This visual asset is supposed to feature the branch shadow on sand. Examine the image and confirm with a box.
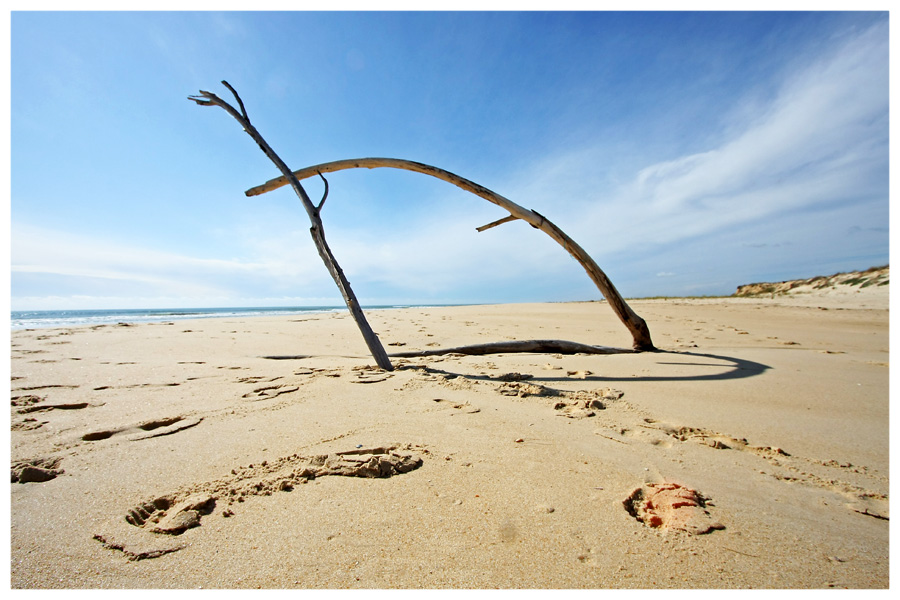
[262,346,770,384]
[398,349,771,384]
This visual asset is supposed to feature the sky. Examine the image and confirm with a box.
[7,9,891,310]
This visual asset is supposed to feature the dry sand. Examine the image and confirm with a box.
[9,289,889,588]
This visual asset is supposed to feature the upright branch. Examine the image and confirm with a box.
[189,82,394,371]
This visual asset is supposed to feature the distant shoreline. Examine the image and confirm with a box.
[9,304,472,330]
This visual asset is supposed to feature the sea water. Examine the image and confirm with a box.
[8,305,431,330]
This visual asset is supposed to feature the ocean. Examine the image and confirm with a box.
[9,305,433,330]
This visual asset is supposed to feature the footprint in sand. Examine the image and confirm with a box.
[93,497,214,561]
[623,481,725,535]
[237,375,283,384]
[11,456,64,483]
[495,381,624,419]
[145,447,422,526]
[351,372,394,384]
[496,372,534,382]
[12,418,48,431]
[125,494,217,534]
[11,394,44,408]
[845,494,889,520]
[11,394,95,430]
[241,385,300,400]
[566,370,593,379]
[82,416,202,442]
[16,401,93,414]
[96,444,425,561]
[12,384,79,392]
[640,418,788,455]
[633,420,888,519]
[431,398,481,414]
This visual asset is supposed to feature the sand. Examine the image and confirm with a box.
[9,291,889,588]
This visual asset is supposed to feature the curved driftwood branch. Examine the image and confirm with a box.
[246,158,655,351]
[189,84,394,371]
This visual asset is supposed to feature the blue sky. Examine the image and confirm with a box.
[8,10,890,310]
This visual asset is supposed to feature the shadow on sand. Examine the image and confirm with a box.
[397,348,771,384]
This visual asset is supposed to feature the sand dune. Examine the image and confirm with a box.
[734,265,888,308]
[10,286,889,588]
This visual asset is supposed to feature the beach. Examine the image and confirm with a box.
[9,291,889,588]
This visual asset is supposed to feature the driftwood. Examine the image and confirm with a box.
[191,82,654,369]
[389,340,633,358]
[245,158,655,352]
[189,82,394,371]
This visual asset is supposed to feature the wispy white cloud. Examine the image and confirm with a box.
[10,203,568,309]
[502,20,887,291]
[10,223,303,304]
[621,21,885,237]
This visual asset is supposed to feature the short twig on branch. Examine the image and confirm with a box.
[476,214,519,232]
[316,171,329,212]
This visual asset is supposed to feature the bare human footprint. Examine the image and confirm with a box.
[93,494,215,561]
[103,444,424,549]
[624,481,725,534]
[81,416,202,442]
[11,456,64,483]
[125,494,216,534]
[241,385,299,400]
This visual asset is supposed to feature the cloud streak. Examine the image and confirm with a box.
[10,224,292,305]
[621,21,886,239]
[495,20,888,297]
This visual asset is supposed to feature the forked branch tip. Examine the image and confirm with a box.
[221,80,249,122]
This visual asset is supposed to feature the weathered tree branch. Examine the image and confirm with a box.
[189,83,394,371]
[245,158,655,351]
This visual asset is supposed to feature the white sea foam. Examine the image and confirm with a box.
[9,304,457,330]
